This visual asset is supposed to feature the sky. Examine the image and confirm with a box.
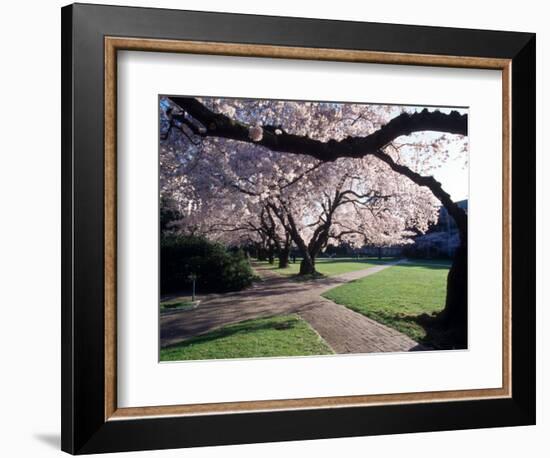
[410,129,469,203]
[432,154,469,202]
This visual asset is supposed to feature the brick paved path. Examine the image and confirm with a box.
[160,260,423,353]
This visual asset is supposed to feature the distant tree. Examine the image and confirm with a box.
[160,196,183,234]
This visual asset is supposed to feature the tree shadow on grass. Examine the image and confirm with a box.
[362,309,466,351]
[288,272,327,282]
[415,312,468,350]
[162,316,299,350]
[399,312,467,350]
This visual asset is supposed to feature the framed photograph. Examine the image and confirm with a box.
[61,3,536,454]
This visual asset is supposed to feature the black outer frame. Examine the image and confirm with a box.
[61,3,536,454]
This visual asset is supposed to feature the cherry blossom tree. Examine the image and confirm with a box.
[161,100,440,275]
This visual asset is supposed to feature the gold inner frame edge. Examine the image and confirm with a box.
[104,36,512,421]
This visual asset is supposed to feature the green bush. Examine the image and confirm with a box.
[161,235,255,294]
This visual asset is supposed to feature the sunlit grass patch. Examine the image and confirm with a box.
[322,263,449,343]
[160,314,333,361]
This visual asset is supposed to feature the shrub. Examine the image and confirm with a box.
[161,235,255,294]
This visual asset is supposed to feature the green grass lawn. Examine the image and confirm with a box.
[257,257,396,277]
[160,314,334,361]
[322,261,450,343]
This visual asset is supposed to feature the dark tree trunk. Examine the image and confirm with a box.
[279,210,318,275]
[439,207,468,346]
[257,247,267,261]
[437,242,468,347]
[278,247,290,269]
[377,246,382,260]
[299,253,316,275]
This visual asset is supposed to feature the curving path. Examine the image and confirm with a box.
[160,260,424,353]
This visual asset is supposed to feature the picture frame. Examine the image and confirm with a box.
[61,3,536,454]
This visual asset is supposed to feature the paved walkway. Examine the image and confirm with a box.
[160,260,423,353]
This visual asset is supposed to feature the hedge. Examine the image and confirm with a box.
[161,235,255,295]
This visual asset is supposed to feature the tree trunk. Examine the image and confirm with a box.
[437,242,468,347]
[377,246,382,260]
[299,253,316,275]
[278,247,290,269]
[257,248,267,261]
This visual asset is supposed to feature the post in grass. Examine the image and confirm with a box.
[188,273,197,302]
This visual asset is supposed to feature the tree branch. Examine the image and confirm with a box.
[168,96,467,162]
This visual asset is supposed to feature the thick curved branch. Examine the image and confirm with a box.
[168,96,467,161]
